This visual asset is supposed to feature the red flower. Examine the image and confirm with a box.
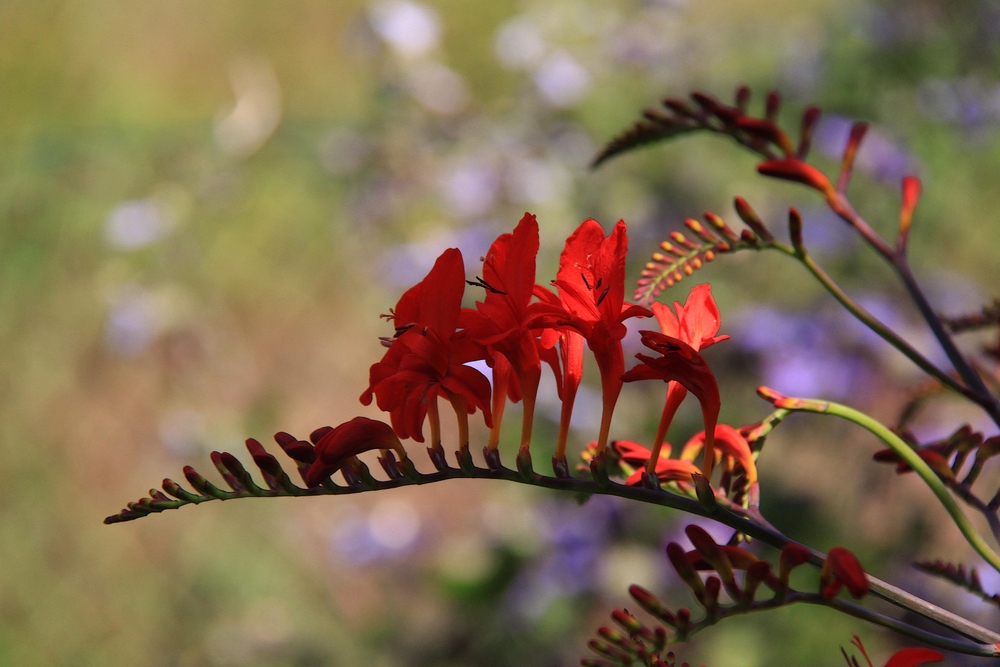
[535,287,586,463]
[613,440,702,486]
[304,417,406,486]
[361,248,492,446]
[643,284,728,476]
[461,213,549,451]
[537,219,652,454]
[821,547,869,599]
[622,331,721,478]
[677,423,757,486]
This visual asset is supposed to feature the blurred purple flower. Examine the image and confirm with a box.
[505,496,620,617]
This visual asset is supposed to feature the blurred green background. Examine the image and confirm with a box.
[3,0,1000,665]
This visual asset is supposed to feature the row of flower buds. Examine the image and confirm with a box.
[581,525,868,666]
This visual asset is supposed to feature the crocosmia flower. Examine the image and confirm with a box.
[535,219,652,455]
[642,284,729,476]
[361,248,492,447]
[461,213,548,451]
[622,331,721,478]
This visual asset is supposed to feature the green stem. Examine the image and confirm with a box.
[766,242,978,403]
[769,394,1000,572]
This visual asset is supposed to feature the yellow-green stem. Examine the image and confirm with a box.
[776,395,1000,572]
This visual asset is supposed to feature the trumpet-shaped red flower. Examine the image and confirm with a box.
[361,248,492,445]
[304,417,406,486]
[644,284,729,475]
[537,219,652,454]
[622,331,721,477]
[461,213,548,451]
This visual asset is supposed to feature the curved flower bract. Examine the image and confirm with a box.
[304,417,406,486]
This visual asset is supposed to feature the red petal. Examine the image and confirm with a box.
[492,213,540,310]
[757,159,835,198]
[827,547,869,598]
[308,417,402,484]
[883,648,944,667]
[556,219,607,304]
[651,301,680,338]
[614,439,654,464]
[677,283,723,351]
[712,423,757,485]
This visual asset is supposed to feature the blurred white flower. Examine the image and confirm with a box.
[104,199,168,250]
[369,0,441,58]
[214,56,283,159]
[494,15,546,70]
[533,51,590,107]
[407,61,470,115]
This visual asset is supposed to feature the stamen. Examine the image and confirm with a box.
[595,284,611,306]
[394,324,413,337]
[581,273,592,290]
[466,277,508,295]
[378,336,394,348]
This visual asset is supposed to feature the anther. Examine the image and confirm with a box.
[595,284,611,306]
[581,273,592,290]
[466,277,507,295]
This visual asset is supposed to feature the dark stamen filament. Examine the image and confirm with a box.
[466,277,507,295]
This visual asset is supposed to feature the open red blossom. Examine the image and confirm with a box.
[304,417,406,486]
[613,440,702,486]
[534,219,651,454]
[821,547,869,599]
[622,331,722,477]
[644,284,729,476]
[361,248,492,444]
[461,213,551,451]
